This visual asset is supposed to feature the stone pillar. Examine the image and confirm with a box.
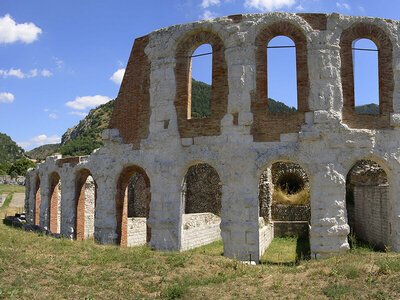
[24,169,34,223]
[309,163,350,258]
[220,166,260,262]
[388,169,400,252]
[60,175,75,239]
[39,174,50,230]
[94,172,118,245]
[147,170,182,251]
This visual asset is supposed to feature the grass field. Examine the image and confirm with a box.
[0,193,24,219]
[0,223,399,299]
[0,184,25,194]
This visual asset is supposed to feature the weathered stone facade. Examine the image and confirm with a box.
[25,12,400,263]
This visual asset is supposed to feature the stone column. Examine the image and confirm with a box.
[93,170,118,245]
[220,163,260,262]
[147,167,182,251]
[60,173,75,239]
[309,163,350,258]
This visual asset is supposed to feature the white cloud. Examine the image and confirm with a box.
[53,56,64,69]
[201,0,220,8]
[0,92,14,103]
[358,5,365,13]
[201,10,218,19]
[18,134,61,150]
[0,68,25,78]
[336,2,351,10]
[295,4,304,11]
[65,95,111,110]
[49,113,57,119]
[244,0,296,10]
[69,111,88,118]
[110,68,125,84]
[0,68,52,78]
[0,14,42,44]
[43,108,49,112]
[41,69,53,77]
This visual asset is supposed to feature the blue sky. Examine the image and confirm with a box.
[0,0,398,150]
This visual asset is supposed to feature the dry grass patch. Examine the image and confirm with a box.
[273,187,310,205]
[0,225,400,299]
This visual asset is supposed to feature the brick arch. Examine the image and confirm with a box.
[252,21,310,142]
[175,30,228,138]
[48,172,61,233]
[116,165,151,246]
[75,168,97,241]
[34,174,41,226]
[340,22,394,129]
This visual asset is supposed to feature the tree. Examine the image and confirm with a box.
[8,158,36,178]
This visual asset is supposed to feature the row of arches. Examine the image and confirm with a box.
[31,158,391,252]
[177,21,393,141]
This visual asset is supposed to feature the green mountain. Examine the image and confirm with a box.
[0,133,25,165]
[190,79,296,118]
[191,79,212,118]
[58,99,115,157]
[26,144,61,161]
[268,98,297,113]
[355,103,379,114]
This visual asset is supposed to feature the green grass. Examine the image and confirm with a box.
[0,184,25,194]
[260,237,310,264]
[0,193,13,209]
[0,225,399,299]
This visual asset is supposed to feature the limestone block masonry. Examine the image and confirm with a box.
[25,12,400,263]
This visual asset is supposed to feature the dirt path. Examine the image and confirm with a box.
[9,193,25,208]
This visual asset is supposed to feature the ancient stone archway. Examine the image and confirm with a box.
[181,163,222,251]
[116,165,151,247]
[75,169,97,240]
[346,160,389,249]
[48,172,61,233]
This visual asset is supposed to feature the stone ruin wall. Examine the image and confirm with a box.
[24,12,400,263]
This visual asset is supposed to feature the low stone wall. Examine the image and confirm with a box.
[181,213,221,251]
[127,217,147,247]
[273,221,309,238]
[272,204,310,221]
[259,218,274,257]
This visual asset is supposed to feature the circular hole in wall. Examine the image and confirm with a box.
[276,172,304,194]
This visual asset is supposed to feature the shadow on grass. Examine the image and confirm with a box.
[260,236,311,265]
[296,236,311,261]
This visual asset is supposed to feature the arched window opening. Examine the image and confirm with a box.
[346,160,389,250]
[353,39,379,114]
[116,165,151,247]
[181,163,222,251]
[75,169,97,241]
[259,162,310,262]
[267,36,297,113]
[34,175,41,226]
[189,44,212,119]
[48,172,61,233]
